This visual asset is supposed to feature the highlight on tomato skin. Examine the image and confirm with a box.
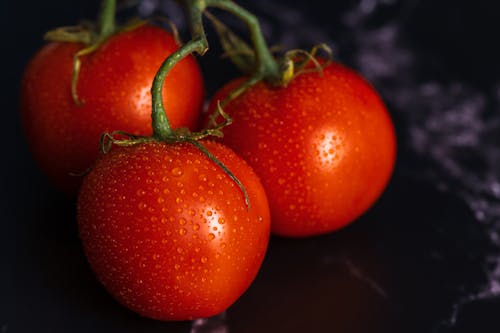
[20,24,205,195]
[207,61,397,237]
[77,141,271,320]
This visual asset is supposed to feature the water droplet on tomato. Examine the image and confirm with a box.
[208,233,215,241]
[179,218,186,225]
[179,228,187,236]
[171,167,183,177]
[201,256,208,263]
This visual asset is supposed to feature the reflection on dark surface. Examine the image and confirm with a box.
[191,312,227,333]
[6,0,500,332]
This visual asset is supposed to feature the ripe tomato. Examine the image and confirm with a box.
[20,24,204,194]
[207,61,396,237]
[77,141,270,320]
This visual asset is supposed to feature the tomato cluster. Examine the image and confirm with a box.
[21,0,395,323]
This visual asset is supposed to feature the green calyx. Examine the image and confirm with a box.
[44,0,145,106]
[204,5,333,108]
[100,104,251,209]
[278,43,334,85]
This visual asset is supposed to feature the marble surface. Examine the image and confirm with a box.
[5,0,500,332]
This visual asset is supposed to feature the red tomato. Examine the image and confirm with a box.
[20,24,204,194]
[207,62,396,237]
[77,141,270,320]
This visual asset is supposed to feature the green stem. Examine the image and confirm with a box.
[185,0,209,45]
[206,0,280,82]
[98,0,116,39]
[151,4,208,139]
[152,0,280,138]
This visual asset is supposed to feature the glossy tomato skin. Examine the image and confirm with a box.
[21,25,204,194]
[77,141,270,320]
[207,62,396,237]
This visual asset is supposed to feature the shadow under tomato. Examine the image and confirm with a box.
[225,199,400,333]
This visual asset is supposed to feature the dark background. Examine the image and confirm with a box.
[4,0,500,332]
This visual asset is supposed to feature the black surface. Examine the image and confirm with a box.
[5,0,500,332]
